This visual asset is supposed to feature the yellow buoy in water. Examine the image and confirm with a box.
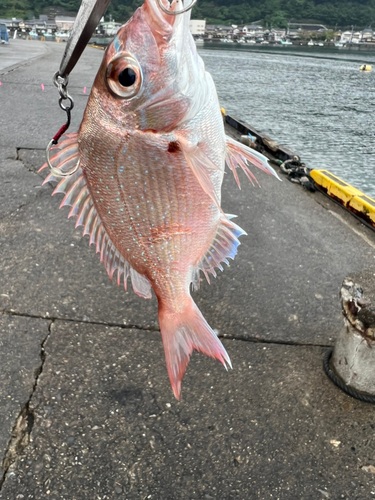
[360,64,372,71]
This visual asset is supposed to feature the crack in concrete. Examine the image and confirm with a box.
[15,148,44,176]
[1,309,159,334]
[0,148,47,222]
[0,310,329,348]
[16,147,45,152]
[0,320,53,491]
[220,333,331,348]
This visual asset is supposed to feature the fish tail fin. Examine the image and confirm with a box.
[158,296,231,400]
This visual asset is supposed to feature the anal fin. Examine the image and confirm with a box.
[194,214,246,289]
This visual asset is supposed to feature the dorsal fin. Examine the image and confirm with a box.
[40,133,152,300]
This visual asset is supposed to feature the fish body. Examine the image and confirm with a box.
[43,0,278,398]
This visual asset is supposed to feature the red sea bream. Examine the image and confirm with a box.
[41,0,279,399]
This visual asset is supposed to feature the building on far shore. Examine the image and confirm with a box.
[96,21,122,36]
[189,19,206,36]
[55,16,76,31]
[0,18,23,29]
[268,28,286,41]
[205,24,232,37]
[288,22,328,35]
[362,28,374,42]
[24,15,56,31]
[241,24,264,38]
[340,28,375,44]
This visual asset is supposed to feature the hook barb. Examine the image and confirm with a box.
[157,0,198,16]
[46,139,80,178]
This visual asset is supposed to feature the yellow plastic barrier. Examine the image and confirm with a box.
[349,195,375,224]
[310,169,375,226]
[310,170,362,205]
[88,44,105,50]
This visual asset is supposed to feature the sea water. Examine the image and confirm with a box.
[199,45,375,197]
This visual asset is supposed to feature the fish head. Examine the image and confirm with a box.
[87,0,207,133]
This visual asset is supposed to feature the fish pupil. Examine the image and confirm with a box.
[118,68,136,87]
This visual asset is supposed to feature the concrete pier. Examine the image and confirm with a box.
[1,39,375,499]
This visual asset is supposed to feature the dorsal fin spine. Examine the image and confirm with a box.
[96,224,104,253]
[75,196,92,228]
[52,170,80,195]
[68,187,89,218]
[87,212,98,242]
[59,176,85,208]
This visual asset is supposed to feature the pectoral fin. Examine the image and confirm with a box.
[178,138,223,212]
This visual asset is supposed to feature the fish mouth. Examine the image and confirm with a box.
[144,0,193,40]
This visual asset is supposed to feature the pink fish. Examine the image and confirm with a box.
[41,0,279,399]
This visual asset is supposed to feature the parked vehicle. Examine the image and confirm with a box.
[0,23,9,44]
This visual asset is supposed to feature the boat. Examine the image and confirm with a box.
[334,42,343,47]
[360,64,372,72]
[55,31,71,42]
[307,40,314,46]
[246,39,256,44]
[260,40,269,45]
[280,39,293,45]
[42,31,55,41]
[28,30,38,40]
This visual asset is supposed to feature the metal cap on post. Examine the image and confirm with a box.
[59,0,111,81]
[324,277,375,404]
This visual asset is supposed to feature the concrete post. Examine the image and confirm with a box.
[331,278,375,396]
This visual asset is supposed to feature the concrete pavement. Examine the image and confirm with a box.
[1,39,375,499]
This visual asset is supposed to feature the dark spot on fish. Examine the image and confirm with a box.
[168,141,180,153]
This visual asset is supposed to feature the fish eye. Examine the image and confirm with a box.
[118,68,136,87]
[105,53,142,99]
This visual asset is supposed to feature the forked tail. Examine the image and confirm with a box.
[158,296,231,399]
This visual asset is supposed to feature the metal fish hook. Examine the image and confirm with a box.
[46,139,80,177]
[45,100,79,177]
[157,0,198,16]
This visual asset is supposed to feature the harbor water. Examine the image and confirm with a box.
[198,44,375,197]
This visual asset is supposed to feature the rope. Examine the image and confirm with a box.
[323,348,375,404]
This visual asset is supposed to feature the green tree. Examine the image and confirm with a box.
[2,0,375,30]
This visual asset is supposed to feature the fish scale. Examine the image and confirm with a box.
[80,125,217,294]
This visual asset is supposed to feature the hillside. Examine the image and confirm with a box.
[1,0,375,28]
